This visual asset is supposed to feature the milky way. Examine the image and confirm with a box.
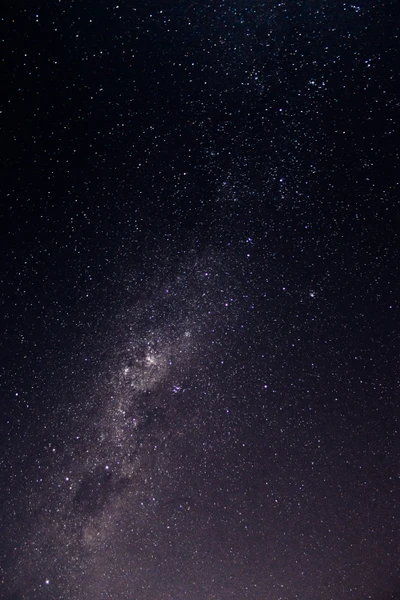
[4,251,249,598]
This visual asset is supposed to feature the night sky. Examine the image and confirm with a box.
[1,1,399,599]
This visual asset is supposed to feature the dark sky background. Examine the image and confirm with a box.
[1,1,399,599]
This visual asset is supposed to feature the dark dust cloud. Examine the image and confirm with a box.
[1,1,399,600]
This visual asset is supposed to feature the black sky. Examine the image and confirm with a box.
[1,1,399,600]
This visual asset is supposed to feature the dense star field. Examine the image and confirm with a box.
[1,1,399,599]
